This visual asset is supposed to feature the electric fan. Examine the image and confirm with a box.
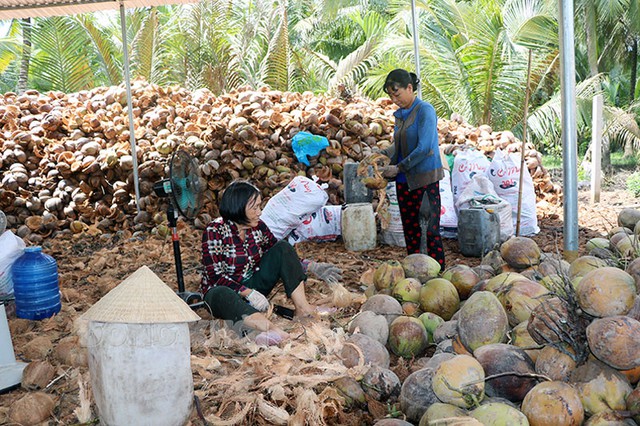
[153,149,205,309]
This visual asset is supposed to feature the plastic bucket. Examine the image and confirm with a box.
[458,207,501,257]
[342,203,377,251]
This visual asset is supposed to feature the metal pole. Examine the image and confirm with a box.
[120,1,141,213]
[516,49,533,236]
[559,0,579,259]
[410,0,421,99]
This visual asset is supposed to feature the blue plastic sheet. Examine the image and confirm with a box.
[291,131,329,166]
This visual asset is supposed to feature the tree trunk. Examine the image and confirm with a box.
[18,18,32,94]
[585,3,598,77]
[631,37,638,102]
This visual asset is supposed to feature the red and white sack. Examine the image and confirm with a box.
[288,205,342,244]
[0,230,26,298]
[439,169,457,229]
[452,149,491,206]
[486,149,539,235]
[261,176,329,240]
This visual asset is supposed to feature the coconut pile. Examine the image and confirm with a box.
[0,80,561,244]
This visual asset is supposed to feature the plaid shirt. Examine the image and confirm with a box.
[200,218,277,295]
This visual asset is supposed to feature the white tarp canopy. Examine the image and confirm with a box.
[0,0,196,211]
[0,0,194,19]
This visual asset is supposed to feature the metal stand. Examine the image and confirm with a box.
[0,303,26,393]
[167,205,204,309]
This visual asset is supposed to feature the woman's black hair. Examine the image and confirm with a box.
[219,180,260,225]
[383,69,420,94]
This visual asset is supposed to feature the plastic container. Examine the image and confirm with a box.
[342,203,377,251]
[11,246,61,320]
[343,162,373,204]
[458,207,501,257]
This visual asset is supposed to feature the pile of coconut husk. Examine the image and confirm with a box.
[0,80,560,244]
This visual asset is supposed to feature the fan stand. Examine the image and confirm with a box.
[0,303,26,393]
[167,205,205,310]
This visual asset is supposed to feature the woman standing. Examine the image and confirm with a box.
[201,180,341,344]
[380,69,446,270]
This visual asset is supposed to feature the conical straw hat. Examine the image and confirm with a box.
[80,265,200,323]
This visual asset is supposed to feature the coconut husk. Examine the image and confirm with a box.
[21,360,56,390]
[8,392,56,425]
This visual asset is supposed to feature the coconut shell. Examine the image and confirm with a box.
[419,278,460,320]
[432,354,485,409]
[400,367,440,423]
[388,316,429,358]
[535,344,577,382]
[576,267,636,317]
[419,403,469,426]
[618,208,640,230]
[341,333,390,369]
[333,376,366,408]
[470,402,529,425]
[587,316,640,370]
[570,359,632,416]
[362,365,401,401]
[500,237,541,269]
[521,381,584,426]
[361,294,403,326]
[473,343,537,402]
[402,253,441,283]
[457,291,508,352]
[8,392,56,425]
[347,311,389,345]
[21,360,56,390]
[442,265,480,300]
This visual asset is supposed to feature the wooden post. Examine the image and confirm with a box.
[591,94,603,204]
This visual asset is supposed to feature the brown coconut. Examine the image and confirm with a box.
[341,333,390,368]
[502,279,550,327]
[373,260,406,291]
[54,335,88,367]
[537,257,571,277]
[8,392,56,425]
[576,267,636,317]
[457,291,508,352]
[442,265,480,299]
[21,335,53,360]
[527,297,588,347]
[535,344,577,382]
[618,208,640,230]
[402,253,441,283]
[418,278,460,320]
[626,387,640,424]
[361,294,403,326]
[362,365,401,401]
[570,359,632,416]
[21,360,56,390]
[473,264,495,281]
[419,403,468,426]
[484,272,526,294]
[625,257,640,292]
[348,311,389,345]
[500,236,541,269]
[481,249,506,273]
[587,316,640,370]
[387,316,429,359]
[473,343,537,402]
[470,402,529,425]
[432,354,485,409]
[569,255,608,280]
[400,367,440,423]
[334,376,366,408]
[392,277,422,304]
[433,320,458,344]
[521,381,584,426]
[583,411,636,425]
[511,320,542,362]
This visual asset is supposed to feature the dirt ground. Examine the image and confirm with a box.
[1,171,638,425]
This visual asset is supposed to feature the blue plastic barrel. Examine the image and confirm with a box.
[11,246,61,320]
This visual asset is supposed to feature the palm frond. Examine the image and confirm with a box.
[31,16,94,92]
[75,14,121,85]
[264,5,289,91]
[130,8,158,82]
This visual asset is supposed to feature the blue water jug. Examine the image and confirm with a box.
[11,246,61,320]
